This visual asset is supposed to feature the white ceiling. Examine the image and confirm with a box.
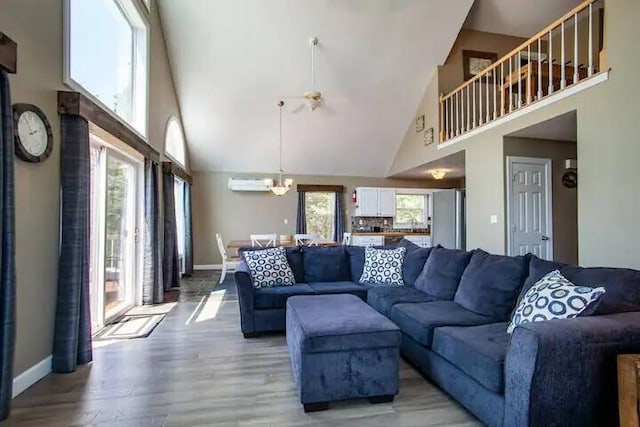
[463,0,584,37]
[158,0,473,176]
[392,151,466,179]
[507,111,577,142]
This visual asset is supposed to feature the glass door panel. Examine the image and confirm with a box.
[174,178,185,276]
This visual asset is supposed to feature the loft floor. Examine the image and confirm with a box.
[5,273,480,427]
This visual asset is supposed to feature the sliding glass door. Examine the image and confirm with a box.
[174,177,186,275]
[90,136,141,331]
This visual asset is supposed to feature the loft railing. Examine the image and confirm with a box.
[439,0,603,143]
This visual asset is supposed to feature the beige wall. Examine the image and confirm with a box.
[0,0,184,376]
[389,0,640,269]
[193,171,462,265]
[504,137,578,264]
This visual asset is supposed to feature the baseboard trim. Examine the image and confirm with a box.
[12,355,52,398]
[194,264,222,270]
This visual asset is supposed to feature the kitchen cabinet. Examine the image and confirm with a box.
[351,235,385,247]
[354,187,396,217]
[403,235,432,248]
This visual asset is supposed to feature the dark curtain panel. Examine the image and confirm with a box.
[333,192,345,243]
[296,191,307,234]
[183,182,193,277]
[0,70,16,421]
[142,160,162,304]
[162,170,179,289]
[53,115,92,373]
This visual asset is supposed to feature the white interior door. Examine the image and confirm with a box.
[507,157,553,260]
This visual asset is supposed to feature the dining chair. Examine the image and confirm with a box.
[342,232,352,245]
[294,234,320,246]
[250,234,277,247]
[216,233,239,284]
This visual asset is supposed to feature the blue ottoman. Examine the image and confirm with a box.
[286,294,401,412]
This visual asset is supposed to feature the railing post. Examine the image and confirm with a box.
[527,44,532,104]
[479,79,484,125]
[548,30,554,94]
[493,69,497,119]
[574,12,579,84]
[466,86,470,131]
[561,21,566,89]
[456,91,461,136]
[449,95,453,140]
[500,62,505,116]
[472,81,476,128]
[485,73,490,123]
[439,94,445,142]
[509,57,513,112]
[588,2,594,76]
[537,38,543,99]
[517,51,522,108]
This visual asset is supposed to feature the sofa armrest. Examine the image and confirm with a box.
[234,261,255,333]
[505,312,640,427]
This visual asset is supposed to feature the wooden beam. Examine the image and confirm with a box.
[297,184,344,193]
[162,161,192,184]
[58,91,160,162]
[0,31,17,74]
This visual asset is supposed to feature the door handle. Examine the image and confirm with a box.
[541,236,550,241]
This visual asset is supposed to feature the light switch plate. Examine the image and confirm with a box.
[490,215,498,224]
[283,218,288,225]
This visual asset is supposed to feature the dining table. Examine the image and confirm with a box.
[226,239,339,256]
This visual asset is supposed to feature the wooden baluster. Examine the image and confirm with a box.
[588,3,593,76]
[456,91,461,136]
[561,21,566,89]
[537,38,543,99]
[472,81,476,128]
[517,51,522,108]
[574,12,579,83]
[527,44,532,104]
[485,73,490,123]
[461,87,466,132]
[548,30,554,94]
[449,96,453,139]
[439,94,445,142]
[500,62,505,116]
[479,78,484,125]
[493,68,497,119]
[509,57,513,112]
[466,86,470,131]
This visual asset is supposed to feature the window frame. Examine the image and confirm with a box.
[304,191,336,240]
[63,0,150,138]
[164,117,187,168]
[393,189,432,229]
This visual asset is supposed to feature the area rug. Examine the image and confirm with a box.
[93,313,166,341]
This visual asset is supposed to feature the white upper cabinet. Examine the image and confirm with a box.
[354,187,396,217]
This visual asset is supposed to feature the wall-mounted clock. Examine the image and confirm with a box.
[13,103,53,163]
[562,170,578,188]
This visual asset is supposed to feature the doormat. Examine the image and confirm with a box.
[93,313,165,341]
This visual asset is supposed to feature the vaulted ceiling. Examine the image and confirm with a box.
[158,0,473,176]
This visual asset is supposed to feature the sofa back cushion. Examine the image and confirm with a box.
[559,266,640,315]
[302,245,350,282]
[239,246,304,283]
[414,247,474,299]
[396,239,435,286]
[513,255,567,313]
[454,250,530,321]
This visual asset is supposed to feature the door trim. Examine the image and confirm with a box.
[505,156,553,259]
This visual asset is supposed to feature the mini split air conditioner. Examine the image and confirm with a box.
[228,178,272,192]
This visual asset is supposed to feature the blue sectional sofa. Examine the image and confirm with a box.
[234,241,640,426]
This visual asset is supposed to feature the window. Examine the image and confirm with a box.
[165,118,186,167]
[174,177,186,274]
[305,192,336,239]
[66,0,148,136]
[395,193,430,228]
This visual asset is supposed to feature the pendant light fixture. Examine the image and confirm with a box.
[268,101,293,196]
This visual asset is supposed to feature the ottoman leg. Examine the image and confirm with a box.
[369,395,395,404]
[303,402,329,413]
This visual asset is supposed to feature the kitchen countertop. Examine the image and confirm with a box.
[351,232,430,236]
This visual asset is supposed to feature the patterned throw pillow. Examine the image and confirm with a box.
[243,247,295,288]
[359,247,407,286]
[507,270,605,334]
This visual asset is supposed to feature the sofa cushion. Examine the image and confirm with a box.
[346,245,388,282]
[454,250,531,321]
[367,286,435,317]
[242,247,296,288]
[360,247,407,285]
[389,301,492,347]
[308,281,367,299]
[432,322,511,393]
[414,248,474,300]
[512,256,567,316]
[302,246,350,283]
[559,266,640,315]
[239,246,305,283]
[254,283,315,309]
[507,270,606,333]
[396,239,435,286]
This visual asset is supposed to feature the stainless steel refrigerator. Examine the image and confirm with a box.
[431,189,466,250]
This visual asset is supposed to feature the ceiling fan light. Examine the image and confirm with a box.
[430,170,447,180]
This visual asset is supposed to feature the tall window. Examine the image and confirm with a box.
[395,193,430,228]
[66,0,148,136]
[165,118,186,167]
[305,192,336,239]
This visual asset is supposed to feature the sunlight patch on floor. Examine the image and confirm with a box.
[195,292,225,323]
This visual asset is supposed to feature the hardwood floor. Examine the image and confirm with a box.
[4,273,481,426]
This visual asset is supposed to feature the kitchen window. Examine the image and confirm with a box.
[305,192,336,239]
[65,0,149,136]
[395,193,430,229]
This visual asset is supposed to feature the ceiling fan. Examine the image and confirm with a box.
[285,36,325,113]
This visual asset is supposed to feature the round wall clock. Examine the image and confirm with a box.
[562,170,578,188]
[13,103,53,163]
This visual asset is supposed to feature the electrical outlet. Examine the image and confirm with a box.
[490,215,498,224]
